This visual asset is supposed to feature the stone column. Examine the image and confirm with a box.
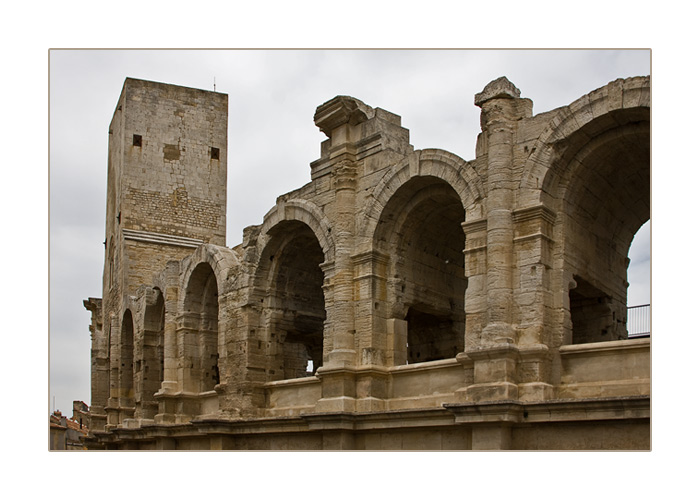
[105,313,120,429]
[176,312,201,394]
[512,206,556,401]
[463,218,488,350]
[310,94,412,413]
[162,267,180,386]
[84,298,108,431]
[311,97,370,413]
[314,159,359,413]
[465,77,533,403]
[326,158,358,368]
[155,262,182,423]
[475,77,530,346]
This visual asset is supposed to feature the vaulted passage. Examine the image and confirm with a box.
[119,310,134,400]
[182,263,219,392]
[560,109,650,344]
[569,276,614,344]
[376,176,467,363]
[137,288,164,419]
[260,221,326,379]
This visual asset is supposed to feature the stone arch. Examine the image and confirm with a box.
[136,286,164,419]
[518,76,650,209]
[563,122,649,344]
[372,171,470,364]
[179,244,241,304]
[518,77,650,346]
[257,199,335,264]
[176,244,240,394]
[253,217,328,380]
[118,309,135,401]
[180,261,221,393]
[358,149,483,249]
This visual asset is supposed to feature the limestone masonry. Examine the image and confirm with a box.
[83,76,650,450]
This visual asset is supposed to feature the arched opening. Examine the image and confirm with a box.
[182,263,220,393]
[376,176,467,363]
[138,288,165,418]
[626,220,651,337]
[119,310,134,400]
[259,220,326,380]
[559,109,650,344]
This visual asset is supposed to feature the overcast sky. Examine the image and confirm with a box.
[48,49,651,418]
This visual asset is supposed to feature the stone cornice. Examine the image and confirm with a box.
[122,228,204,249]
[445,395,650,424]
[475,76,521,107]
[512,205,557,225]
[559,337,650,356]
[462,219,487,233]
[351,250,390,266]
[314,96,375,138]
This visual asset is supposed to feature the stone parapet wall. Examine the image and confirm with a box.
[557,338,650,399]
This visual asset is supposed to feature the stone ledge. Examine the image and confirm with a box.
[302,407,457,432]
[445,395,650,424]
[85,396,650,449]
[560,337,650,356]
[122,228,204,249]
[389,357,461,374]
[264,376,320,388]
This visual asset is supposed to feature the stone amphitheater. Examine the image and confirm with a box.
[83,74,650,450]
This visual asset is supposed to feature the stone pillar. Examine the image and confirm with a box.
[310,94,412,413]
[105,313,120,429]
[512,206,555,345]
[156,312,202,422]
[511,206,556,401]
[386,317,407,366]
[327,158,358,368]
[463,218,487,351]
[352,250,391,366]
[155,263,183,423]
[465,77,534,403]
[84,298,108,431]
[228,303,266,419]
[312,96,370,413]
[475,77,531,346]
[176,313,201,394]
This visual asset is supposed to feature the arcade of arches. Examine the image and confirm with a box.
[84,75,650,450]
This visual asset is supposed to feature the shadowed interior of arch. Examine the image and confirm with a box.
[138,288,164,419]
[261,221,326,379]
[376,176,467,363]
[562,110,650,344]
[118,310,134,400]
[182,263,220,392]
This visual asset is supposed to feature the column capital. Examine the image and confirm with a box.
[314,95,375,138]
[475,76,521,107]
[475,76,533,127]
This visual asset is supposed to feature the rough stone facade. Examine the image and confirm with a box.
[83,75,650,450]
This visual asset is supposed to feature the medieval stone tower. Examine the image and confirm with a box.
[84,75,650,450]
[86,79,227,430]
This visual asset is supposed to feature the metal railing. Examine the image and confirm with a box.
[627,304,650,338]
